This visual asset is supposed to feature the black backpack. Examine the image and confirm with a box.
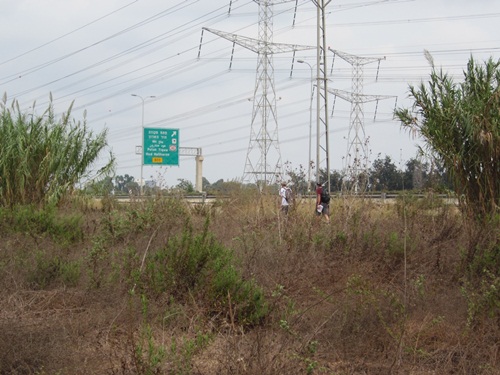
[285,187,293,203]
[320,187,330,204]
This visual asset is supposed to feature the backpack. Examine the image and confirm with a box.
[285,187,293,203]
[320,187,330,204]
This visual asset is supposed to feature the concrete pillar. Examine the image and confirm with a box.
[195,155,204,192]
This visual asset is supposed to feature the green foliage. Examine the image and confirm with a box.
[0,204,83,244]
[413,274,426,299]
[164,332,212,375]
[370,155,403,191]
[282,161,309,195]
[86,236,112,289]
[132,323,166,374]
[386,231,404,257]
[204,178,253,197]
[138,220,268,326]
[0,96,115,207]
[343,274,407,349]
[395,56,500,220]
[464,218,500,275]
[461,269,500,328]
[83,176,114,196]
[113,174,137,195]
[27,252,81,289]
[85,198,192,289]
[59,259,81,286]
[175,178,194,193]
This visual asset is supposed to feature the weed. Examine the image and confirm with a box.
[461,269,500,328]
[3,193,500,374]
[333,230,348,251]
[133,323,166,374]
[59,259,81,287]
[27,252,81,288]
[413,274,426,298]
[135,218,268,327]
[387,231,404,257]
[27,253,62,289]
[0,204,83,245]
[165,332,212,374]
[86,237,110,289]
[272,284,285,298]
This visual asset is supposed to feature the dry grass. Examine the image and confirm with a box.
[0,193,499,374]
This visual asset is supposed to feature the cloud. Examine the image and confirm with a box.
[1,0,499,185]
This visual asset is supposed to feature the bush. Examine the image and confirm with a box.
[0,204,83,244]
[137,219,268,327]
[27,252,81,289]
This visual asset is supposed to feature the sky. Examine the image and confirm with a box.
[1,0,499,188]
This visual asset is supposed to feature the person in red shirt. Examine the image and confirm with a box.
[315,182,330,223]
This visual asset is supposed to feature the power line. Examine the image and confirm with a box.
[0,0,139,67]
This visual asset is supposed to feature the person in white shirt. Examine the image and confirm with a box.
[279,182,290,215]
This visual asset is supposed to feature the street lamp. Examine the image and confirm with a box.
[297,59,314,197]
[131,94,155,196]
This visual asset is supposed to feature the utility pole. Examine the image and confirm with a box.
[311,0,332,192]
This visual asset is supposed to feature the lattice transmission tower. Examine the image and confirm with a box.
[201,0,314,187]
[328,49,396,193]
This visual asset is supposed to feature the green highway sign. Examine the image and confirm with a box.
[143,128,179,166]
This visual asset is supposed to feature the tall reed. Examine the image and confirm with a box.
[0,95,114,207]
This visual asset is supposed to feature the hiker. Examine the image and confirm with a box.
[279,182,291,215]
[315,182,330,223]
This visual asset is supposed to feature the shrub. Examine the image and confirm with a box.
[27,252,81,289]
[138,219,268,327]
[0,204,83,245]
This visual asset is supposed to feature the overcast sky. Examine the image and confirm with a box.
[1,0,499,187]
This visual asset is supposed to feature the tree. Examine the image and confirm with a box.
[114,174,135,194]
[329,170,344,192]
[317,168,344,193]
[283,163,308,195]
[395,57,500,219]
[206,179,245,195]
[0,96,115,207]
[370,155,403,191]
[402,157,421,191]
[85,176,114,196]
[202,177,211,192]
[176,179,194,193]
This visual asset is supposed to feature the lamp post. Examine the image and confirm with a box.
[131,94,155,196]
[297,60,314,197]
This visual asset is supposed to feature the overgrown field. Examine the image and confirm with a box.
[1,192,499,374]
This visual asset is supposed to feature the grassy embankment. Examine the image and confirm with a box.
[0,191,499,374]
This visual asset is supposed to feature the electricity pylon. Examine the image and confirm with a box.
[202,0,314,187]
[328,49,396,193]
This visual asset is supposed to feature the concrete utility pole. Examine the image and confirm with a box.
[179,147,204,193]
[201,0,314,188]
[328,49,395,193]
